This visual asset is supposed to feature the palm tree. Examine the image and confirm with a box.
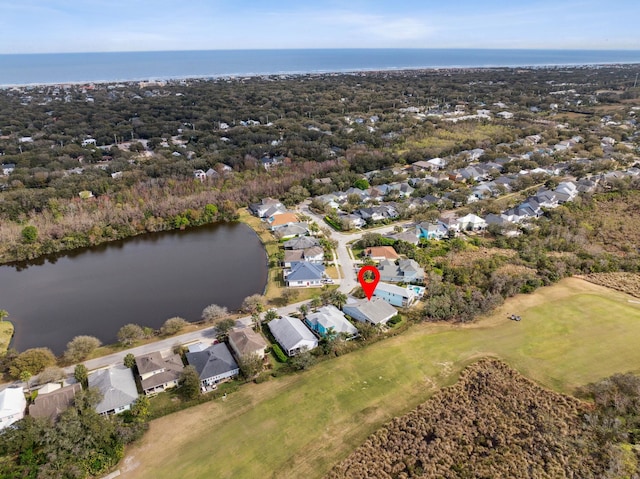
[298,304,309,318]
[330,291,348,310]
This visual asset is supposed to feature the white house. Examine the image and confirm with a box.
[343,297,397,325]
[284,262,325,287]
[457,213,487,231]
[268,315,318,356]
[0,388,26,430]
[88,366,138,416]
[373,282,418,308]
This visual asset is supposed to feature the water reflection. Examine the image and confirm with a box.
[0,222,268,354]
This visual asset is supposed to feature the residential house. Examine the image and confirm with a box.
[274,223,309,239]
[135,352,184,396]
[284,236,320,250]
[260,156,284,170]
[343,297,397,325]
[411,160,438,172]
[364,246,400,261]
[193,169,207,181]
[305,305,358,338]
[472,184,495,200]
[268,212,299,230]
[386,229,420,245]
[340,213,366,229]
[373,282,418,308]
[438,215,461,233]
[427,158,447,170]
[29,383,82,421]
[378,259,425,284]
[0,388,26,430]
[417,222,448,240]
[315,194,341,210]
[284,262,325,287]
[344,187,370,202]
[249,198,284,218]
[268,316,318,356]
[388,182,415,198]
[485,213,511,227]
[554,181,578,203]
[228,328,268,359]
[535,189,559,209]
[283,246,324,267]
[186,343,240,388]
[88,366,138,416]
[457,213,487,231]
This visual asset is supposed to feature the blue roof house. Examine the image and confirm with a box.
[284,262,325,287]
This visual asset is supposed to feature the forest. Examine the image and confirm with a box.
[1,64,639,263]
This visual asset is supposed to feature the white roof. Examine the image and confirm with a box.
[457,213,486,224]
[306,305,357,335]
[0,387,26,424]
[343,297,397,325]
[268,316,317,352]
[374,282,417,299]
[88,366,138,414]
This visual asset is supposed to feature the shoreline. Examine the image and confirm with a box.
[2,47,640,88]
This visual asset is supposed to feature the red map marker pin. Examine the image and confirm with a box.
[358,265,380,301]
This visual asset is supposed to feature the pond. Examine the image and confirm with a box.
[0,222,268,354]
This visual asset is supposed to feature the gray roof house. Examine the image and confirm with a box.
[378,259,425,284]
[268,315,318,356]
[248,198,284,217]
[88,366,138,416]
[284,262,325,287]
[186,343,240,387]
[284,236,320,250]
[135,352,184,396]
[305,305,358,337]
[343,297,397,325]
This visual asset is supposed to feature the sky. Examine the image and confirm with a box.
[0,0,639,54]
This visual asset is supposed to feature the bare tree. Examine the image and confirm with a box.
[201,304,229,323]
[241,294,265,314]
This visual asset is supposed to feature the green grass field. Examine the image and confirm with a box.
[0,321,14,354]
[123,278,640,479]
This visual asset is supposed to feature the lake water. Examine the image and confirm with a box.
[0,222,268,354]
[1,49,640,86]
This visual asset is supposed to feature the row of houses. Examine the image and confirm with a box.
[267,297,399,356]
[0,327,270,427]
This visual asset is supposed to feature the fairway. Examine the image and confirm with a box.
[122,278,640,479]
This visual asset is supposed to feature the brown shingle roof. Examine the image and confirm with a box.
[29,383,81,420]
[228,328,267,357]
[365,246,400,260]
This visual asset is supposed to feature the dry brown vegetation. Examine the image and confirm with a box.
[327,359,605,479]
[572,190,640,256]
[444,247,517,267]
[583,272,640,299]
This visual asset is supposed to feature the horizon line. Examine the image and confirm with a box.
[2,47,640,56]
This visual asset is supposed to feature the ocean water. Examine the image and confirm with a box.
[0,49,639,86]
